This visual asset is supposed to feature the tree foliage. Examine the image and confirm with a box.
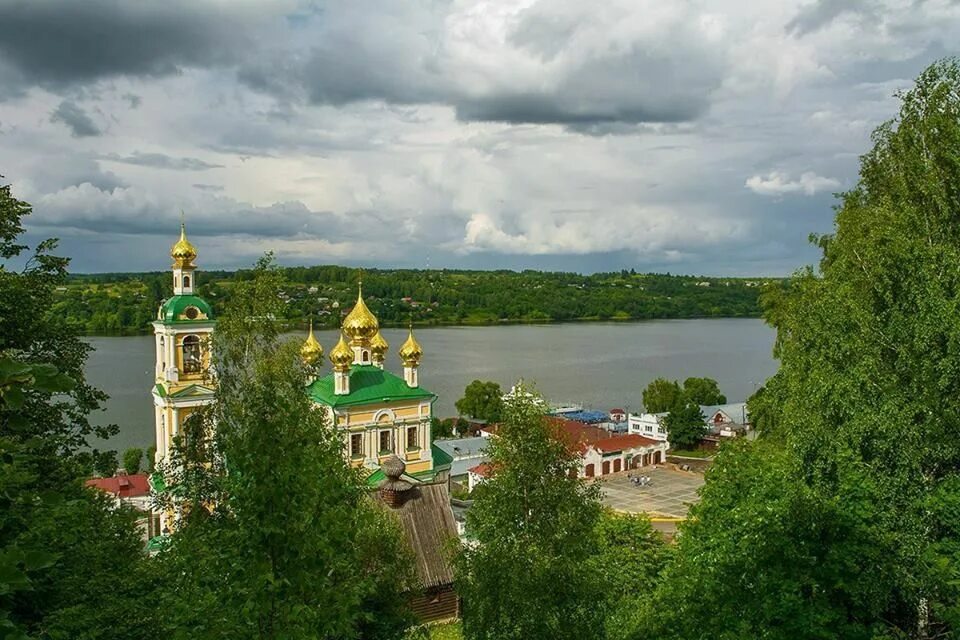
[680,377,726,406]
[641,377,683,413]
[590,511,672,640]
[662,403,706,450]
[455,383,605,640]
[455,380,503,422]
[152,256,416,640]
[53,266,769,335]
[122,447,143,474]
[0,179,150,639]
[643,376,726,413]
[639,59,960,640]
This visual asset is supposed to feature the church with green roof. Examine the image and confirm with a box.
[298,287,451,484]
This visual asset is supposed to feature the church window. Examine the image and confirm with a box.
[361,350,369,364]
[379,430,392,453]
[182,275,190,289]
[406,426,418,450]
[182,335,202,373]
[350,433,363,458]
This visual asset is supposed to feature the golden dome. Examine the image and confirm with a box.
[370,330,389,359]
[342,283,379,345]
[300,321,324,366]
[398,326,423,365]
[329,332,354,372]
[170,221,197,268]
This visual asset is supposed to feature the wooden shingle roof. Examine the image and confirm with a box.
[376,483,458,589]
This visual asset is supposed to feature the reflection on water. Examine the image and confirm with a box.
[85,318,778,452]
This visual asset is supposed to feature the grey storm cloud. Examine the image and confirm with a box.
[786,0,879,36]
[25,182,470,253]
[1,0,725,129]
[49,100,101,137]
[102,152,224,171]
[238,0,726,128]
[0,0,256,92]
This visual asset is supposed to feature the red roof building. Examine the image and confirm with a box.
[512,417,670,479]
[86,473,160,543]
[86,473,151,498]
[468,462,495,478]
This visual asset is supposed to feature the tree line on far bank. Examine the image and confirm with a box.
[54,266,768,335]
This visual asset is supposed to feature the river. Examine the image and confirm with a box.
[84,319,778,453]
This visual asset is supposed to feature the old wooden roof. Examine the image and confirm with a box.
[376,483,458,589]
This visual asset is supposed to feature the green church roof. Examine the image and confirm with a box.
[307,365,434,408]
[158,294,214,324]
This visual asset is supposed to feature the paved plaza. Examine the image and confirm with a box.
[599,467,705,518]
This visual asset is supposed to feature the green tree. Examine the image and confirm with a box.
[153,256,415,640]
[662,402,706,450]
[590,511,672,640]
[641,377,682,412]
[0,180,152,639]
[641,59,960,639]
[638,441,884,640]
[146,444,157,473]
[94,453,118,478]
[122,447,143,474]
[455,383,604,640]
[455,380,503,422]
[680,377,726,405]
[431,417,453,440]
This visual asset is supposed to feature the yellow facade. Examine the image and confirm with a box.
[335,398,433,474]
[304,285,440,480]
[152,224,217,530]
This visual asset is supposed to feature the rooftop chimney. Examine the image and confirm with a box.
[379,455,413,508]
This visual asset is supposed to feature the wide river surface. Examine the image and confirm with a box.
[85,319,778,453]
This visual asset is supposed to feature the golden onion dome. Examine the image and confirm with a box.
[170,221,197,268]
[342,283,379,344]
[329,332,354,371]
[398,326,423,365]
[300,321,324,366]
[370,330,389,359]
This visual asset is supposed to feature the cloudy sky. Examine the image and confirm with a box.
[1,0,957,275]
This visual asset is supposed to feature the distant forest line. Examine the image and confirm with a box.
[56,266,782,335]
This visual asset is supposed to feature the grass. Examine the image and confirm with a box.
[669,448,714,459]
[429,621,463,640]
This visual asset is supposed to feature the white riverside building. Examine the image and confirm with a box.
[628,402,751,443]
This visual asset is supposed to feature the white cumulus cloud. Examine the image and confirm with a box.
[745,171,840,197]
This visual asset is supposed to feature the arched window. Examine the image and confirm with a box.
[182,335,202,374]
[182,275,191,289]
